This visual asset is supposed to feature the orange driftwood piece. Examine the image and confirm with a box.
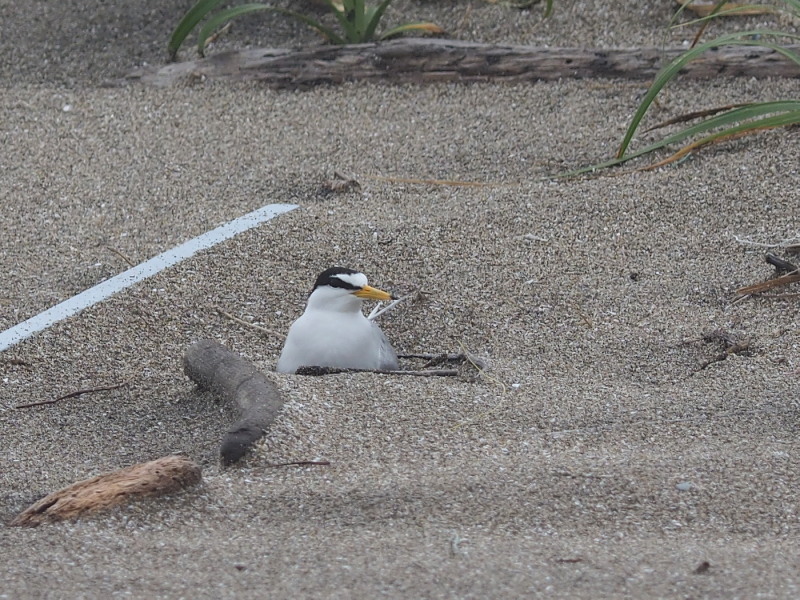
[11,455,202,527]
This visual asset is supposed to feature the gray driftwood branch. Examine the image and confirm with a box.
[184,339,284,465]
[129,38,800,88]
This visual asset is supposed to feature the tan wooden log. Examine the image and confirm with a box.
[128,38,800,88]
[11,455,202,527]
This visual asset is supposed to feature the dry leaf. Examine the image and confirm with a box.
[324,172,361,193]
[676,0,774,17]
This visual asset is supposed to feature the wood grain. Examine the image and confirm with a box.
[11,455,201,527]
[128,39,800,88]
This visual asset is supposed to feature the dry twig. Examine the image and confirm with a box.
[105,246,135,267]
[216,307,280,337]
[264,460,330,468]
[693,330,751,373]
[735,271,800,296]
[765,253,798,274]
[296,366,459,377]
[368,289,420,320]
[15,380,129,409]
[363,174,511,188]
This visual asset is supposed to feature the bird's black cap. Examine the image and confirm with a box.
[312,267,362,292]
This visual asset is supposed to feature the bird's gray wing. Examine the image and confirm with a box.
[374,324,399,371]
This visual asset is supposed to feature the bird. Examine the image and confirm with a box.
[276,267,400,373]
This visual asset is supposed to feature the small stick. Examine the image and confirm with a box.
[375,369,458,377]
[105,246,135,267]
[205,22,232,46]
[264,460,330,468]
[765,253,798,274]
[759,292,800,299]
[735,271,800,296]
[216,307,280,337]
[399,352,470,368]
[367,290,418,321]
[555,558,584,564]
[694,341,751,373]
[15,380,129,409]
[398,352,466,361]
[362,173,513,188]
[732,235,800,249]
[295,366,458,377]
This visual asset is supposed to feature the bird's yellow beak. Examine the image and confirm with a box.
[353,285,393,301]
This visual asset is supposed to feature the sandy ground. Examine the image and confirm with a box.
[2,1,800,598]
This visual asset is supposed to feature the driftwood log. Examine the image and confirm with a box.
[184,339,284,465]
[11,455,201,527]
[128,39,800,88]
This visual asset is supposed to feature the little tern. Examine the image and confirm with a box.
[276,267,400,373]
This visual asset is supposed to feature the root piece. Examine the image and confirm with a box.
[694,330,751,372]
[184,339,284,465]
[11,455,201,527]
[765,253,799,274]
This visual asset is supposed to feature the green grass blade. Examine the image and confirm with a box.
[617,30,800,158]
[542,0,554,17]
[353,0,367,41]
[263,6,345,44]
[379,22,444,40]
[197,4,273,56]
[655,109,800,165]
[675,4,779,29]
[636,102,800,151]
[197,4,344,56]
[324,0,353,36]
[364,0,395,41]
[559,102,800,178]
[695,109,800,140]
[281,8,344,44]
[168,0,228,61]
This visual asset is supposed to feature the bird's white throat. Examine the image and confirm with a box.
[305,285,366,314]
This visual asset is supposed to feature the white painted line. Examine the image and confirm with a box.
[0,203,298,353]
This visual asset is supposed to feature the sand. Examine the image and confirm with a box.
[1,1,799,598]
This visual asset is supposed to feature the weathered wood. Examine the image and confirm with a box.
[128,38,800,88]
[11,455,201,527]
[184,339,284,465]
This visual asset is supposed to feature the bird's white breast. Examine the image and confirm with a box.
[276,309,388,373]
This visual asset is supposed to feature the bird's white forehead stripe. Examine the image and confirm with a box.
[334,272,368,289]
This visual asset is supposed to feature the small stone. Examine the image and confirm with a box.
[676,481,693,491]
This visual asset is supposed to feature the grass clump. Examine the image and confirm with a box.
[567,0,800,176]
[168,0,444,60]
